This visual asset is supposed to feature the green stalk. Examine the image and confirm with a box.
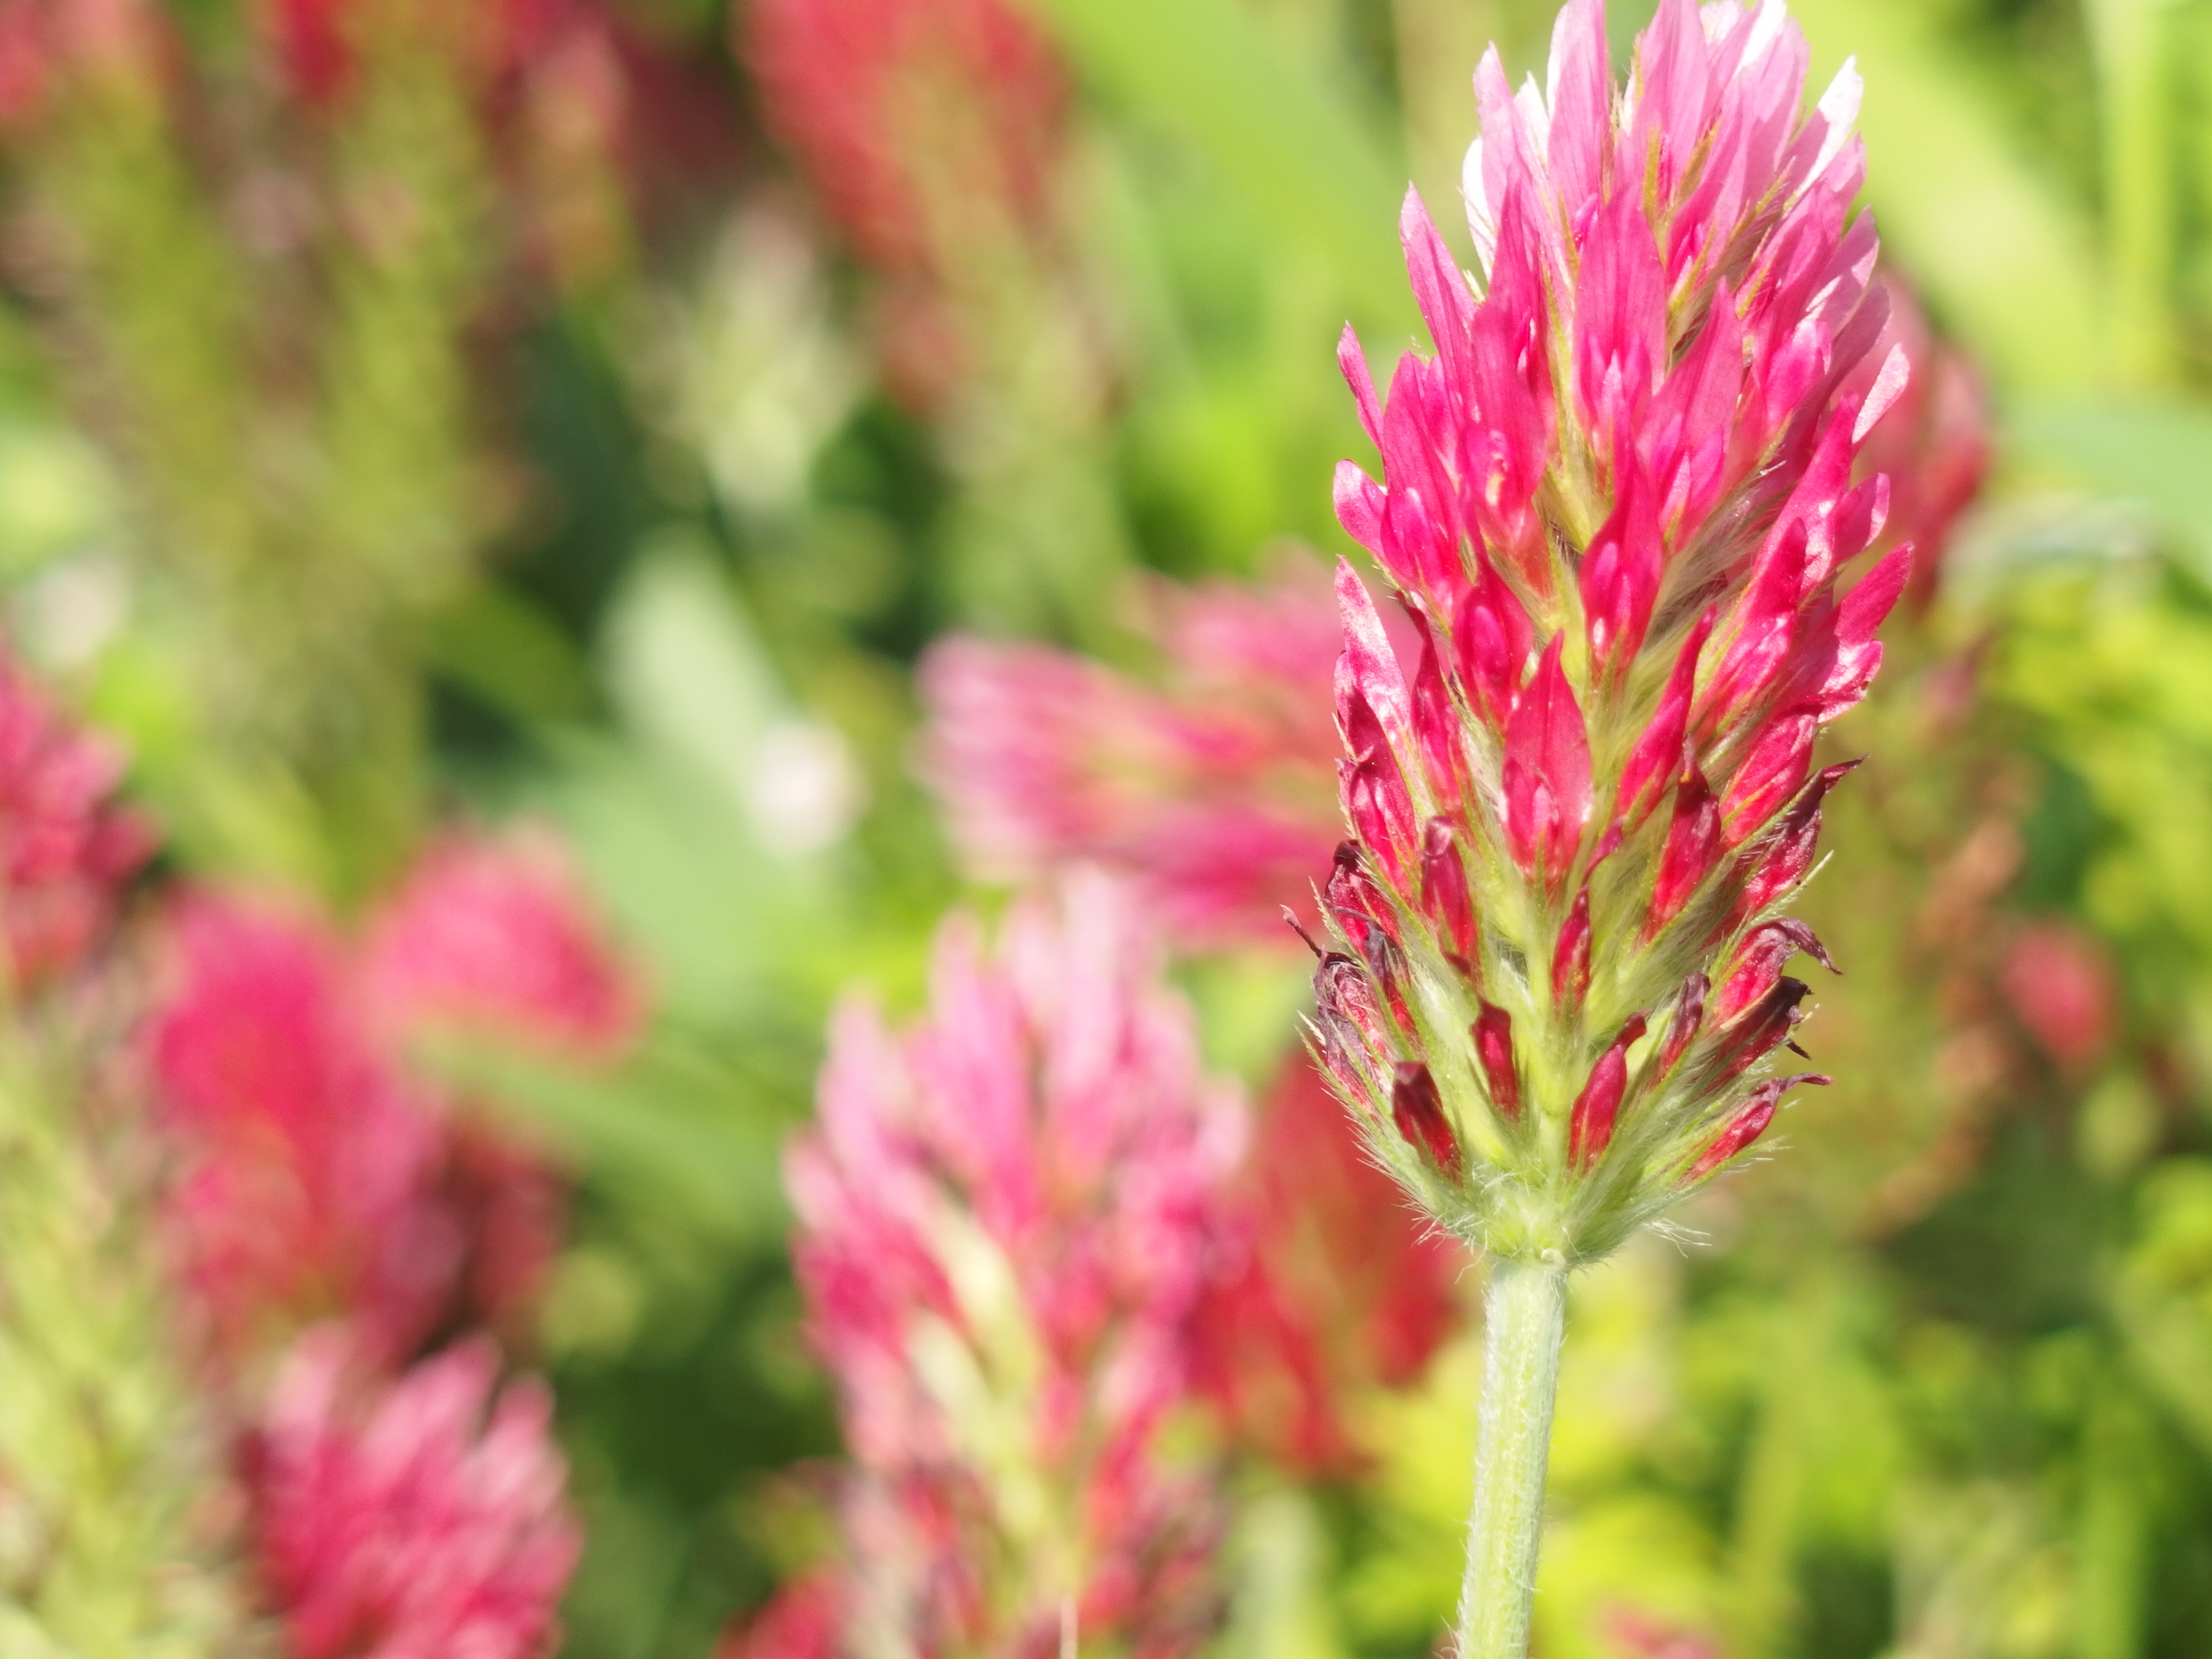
[2084,0,2176,387]
[1454,1253,1569,1659]
[0,1025,245,1650]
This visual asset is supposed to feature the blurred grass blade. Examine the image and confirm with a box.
[2115,1161,2212,1462]
[601,535,787,808]
[2084,0,2179,387]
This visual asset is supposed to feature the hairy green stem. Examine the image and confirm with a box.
[1455,1254,1569,1659]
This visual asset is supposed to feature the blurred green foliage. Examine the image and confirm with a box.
[2,0,2212,1653]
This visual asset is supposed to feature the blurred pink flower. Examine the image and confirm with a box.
[787,869,1237,1659]
[0,646,153,986]
[0,2,51,124]
[363,829,640,1057]
[1604,1609,1725,1659]
[151,827,639,1364]
[261,0,618,109]
[151,896,453,1363]
[919,566,1344,949]
[250,1326,579,1659]
[919,569,1463,1462]
[745,0,1065,283]
[1193,1055,1465,1473]
[1998,919,2117,1074]
[715,1574,840,1659]
[745,0,1070,405]
[0,0,172,121]
[267,0,347,105]
[1848,274,1991,607]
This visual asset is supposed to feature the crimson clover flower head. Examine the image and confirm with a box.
[151,830,636,1365]
[1317,0,1905,1264]
[248,1325,579,1659]
[787,867,1238,1659]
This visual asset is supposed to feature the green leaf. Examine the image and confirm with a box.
[2114,1160,2212,1460]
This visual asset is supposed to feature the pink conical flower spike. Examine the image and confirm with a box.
[786,869,1238,1659]
[1318,0,1900,1266]
[1316,6,1910,1655]
[919,565,1471,1469]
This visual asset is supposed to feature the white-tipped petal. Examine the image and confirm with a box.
[1464,135,1498,270]
[1810,56,1863,185]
